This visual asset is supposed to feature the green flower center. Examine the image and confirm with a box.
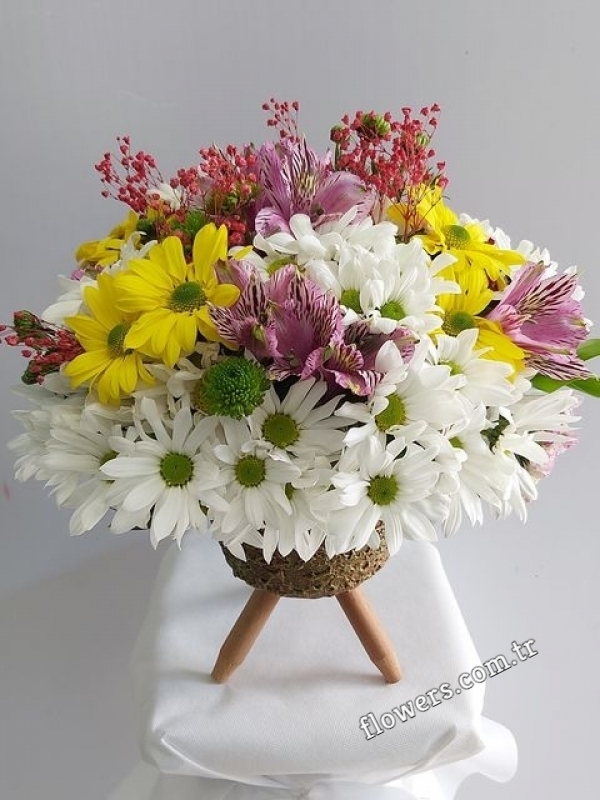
[375,395,406,432]
[169,281,206,313]
[442,311,477,336]
[235,455,266,487]
[194,357,269,419]
[367,475,399,506]
[380,300,406,321]
[160,452,194,486]
[262,413,300,448]
[107,323,130,357]
[99,449,118,467]
[340,288,362,314]
[449,437,463,449]
[443,360,463,376]
[442,224,471,249]
[99,449,118,482]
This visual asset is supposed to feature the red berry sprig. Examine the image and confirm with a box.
[198,144,259,245]
[95,136,165,214]
[261,98,301,143]
[331,105,447,237]
[1,312,83,385]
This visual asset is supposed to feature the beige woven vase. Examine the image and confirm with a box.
[221,540,390,598]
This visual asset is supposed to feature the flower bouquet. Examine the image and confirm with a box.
[3,100,599,683]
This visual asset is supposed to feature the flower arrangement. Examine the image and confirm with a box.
[3,99,599,566]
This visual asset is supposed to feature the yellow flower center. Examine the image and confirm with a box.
[442,224,471,249]
[107,323,131,356]
[169,281,206,313]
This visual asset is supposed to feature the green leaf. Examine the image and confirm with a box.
[531,374,564,393]
[577,339,600,361]
[568,376,600,397]
[532,372,600,398]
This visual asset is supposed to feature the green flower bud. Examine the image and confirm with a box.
[194,357,269,419]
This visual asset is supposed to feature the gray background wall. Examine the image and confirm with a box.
[1,2,598,798]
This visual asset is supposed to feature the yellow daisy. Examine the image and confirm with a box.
[389,187,524,286]
[436,267,525,373]
[115,224,240,368]
[63,272,154,404]
[75,210,140,269]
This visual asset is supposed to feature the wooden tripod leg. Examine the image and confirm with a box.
[211,589,280,683]
[336,586,402,683]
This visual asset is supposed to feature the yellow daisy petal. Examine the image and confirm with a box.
[207,283,241,307]
[109,210,139,240]
[83,275,123,329]
[115,271,171,313]
[477,322,525,358]
[124,308,173,352]
[136,359,155,386]
[196,308,220,343]
[164,332,183,368]
[95,363,120,405]
[64,350,112,387]
[161,237,189,284]
[65,315,108,343]
[175,314,199,355]
[149,314,180,365]
[192,223,228,283]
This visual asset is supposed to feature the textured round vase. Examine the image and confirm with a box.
[220,538,389,598]
[213,529,401,684]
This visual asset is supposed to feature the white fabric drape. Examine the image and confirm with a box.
[109,536,517,799]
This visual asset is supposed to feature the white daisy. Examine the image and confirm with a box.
[493,453,538,522]
[100,398,226,546]
[430,407,514,535]
[432,330,521,407]
[483,388,579,521]
[494,387,580,467]
[42,274,97,325]
[337,340,464,448]
[255,211,399,298]
[39,405,138,534]
[208,417,301,550]
[9,389,87,483]
[136,344,222,417]
[262,461,332,562]
[105,233,156,274]
[320,436,446,554]
[339,240,455,337]
[247,378,346,462]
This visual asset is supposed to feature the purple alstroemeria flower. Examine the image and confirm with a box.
[211,265,404,397]
[488,262,590,380]
[253,139,375,236]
